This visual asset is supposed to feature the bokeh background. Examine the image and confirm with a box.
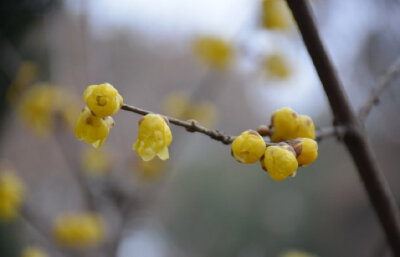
[1,0,400,256]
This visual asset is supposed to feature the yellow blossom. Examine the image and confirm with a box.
[189,101,218,127]
[7,61,39,103]
[52,212,105,248]
[21,246,48,257]
[280,250,318,257]
[18,84,55,136]
[83,83,123,118]
[192,36,234,70]
[133,114,173,161]
[270,107,299,142]
[290,138,318,167]
[261,0,293,30]
[18,84,81,136]
[231,130,266,164]
[135,158,166,182]
[0,171,25,221]
[264,53,291,79]
[270,107,315,142]
[81,147,112,176]
[163,91,191,119]
[75,107,114,148]
[261,145,298,181]
[294,114,315,139]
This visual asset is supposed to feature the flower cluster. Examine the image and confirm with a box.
[52,212,105,248]
[0,170,25,221]
[163,91,218,127]
[75,83,122,148]
[231,107,318,181]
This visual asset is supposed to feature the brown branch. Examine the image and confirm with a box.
[121,103,234,144]
[359,57,400,122]
[285,0,400,255]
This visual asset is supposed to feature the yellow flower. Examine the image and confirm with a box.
[81,147,112,176]
[163,91,219,127]
[270,107,298,142]
[295,115,315,139]
[0,171,25,221]
[135,158,166,182]
[18,84,55,136]
[192,36,234,70]
[189,101,218,127]
[83,83,123,118]
[280,250,318,257]
[231,130,266,164]
[21,246,48,257]
[7,61,39,103]
[52,212,105,248]
[270,107,315,142]
[261,145,298,181]
[163,91,191,119]
[133,114,172,161]
[261,0,293,30]
[75,107,114,148]
[18,84,81,136]
[264,53,291,79]
[290,138,318,167]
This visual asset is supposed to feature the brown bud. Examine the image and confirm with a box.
[257,125,269,137]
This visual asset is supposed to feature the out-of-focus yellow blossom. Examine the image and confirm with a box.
[261,145,298,181]
[135,158,166,182]
[7,61,39,103]
[290,138,318,167]
[75,107,114,148]
[192,36,234,70]
[83,83,123,118]
[231,130,266,164]
[270,107,315,142]
[52,212,105,248]
[189,101,218,127]
[0,171,25,221]
[163,91,219,127]
[295,114,315,139]
[81,147,112,176]
[21,246,48,257]
[18,84,55,136]
[163,91,191,119]
[18,84,81,136]
[261,0,293,30]
[133,114,173,161]
[280,250,318,257]
[264,53,291,79]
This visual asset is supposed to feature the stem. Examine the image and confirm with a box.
[121,103,234,144]
[359,56,400,122]
[286,0,400,255]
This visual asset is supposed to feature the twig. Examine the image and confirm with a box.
[21,206,73,257]
[359,57,400,122]
[121,104,234,144]
[315,125,347,141]
[285,0,400,255]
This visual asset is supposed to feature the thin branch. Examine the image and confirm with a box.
[121,103,234,144]
[359,57,400,122]
[21,206,73,257]
[286,0,400,255]
[315,125,347,142]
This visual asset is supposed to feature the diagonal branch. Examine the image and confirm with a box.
[285,0,400,255]
[359,56,400,122]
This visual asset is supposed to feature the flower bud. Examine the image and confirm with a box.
[231,130,266,164]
